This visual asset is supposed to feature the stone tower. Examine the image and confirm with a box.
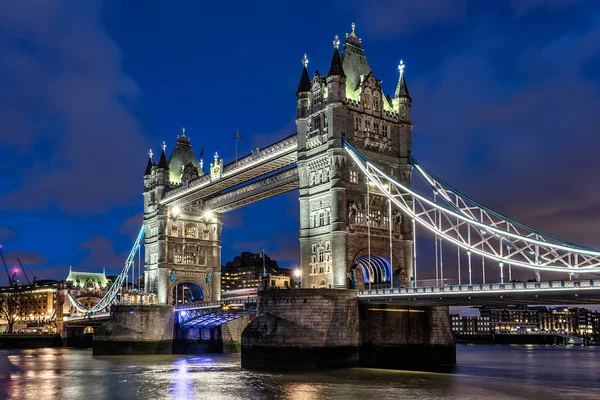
[296,24,413,289]
[143,129,222,305]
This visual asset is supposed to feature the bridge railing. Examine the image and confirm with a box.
[175,296,257,311]
[358,279,600,297]
[63,312,111,322]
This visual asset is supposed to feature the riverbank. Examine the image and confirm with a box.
[0,334,63,349]
[455,333,589,345]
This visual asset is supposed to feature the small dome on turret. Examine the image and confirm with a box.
[168,128,200,183]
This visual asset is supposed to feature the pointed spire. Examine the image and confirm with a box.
[296,53,311,94]
[144,149,154,176]
[328,35,345,77]
[395,59,411,99]
[158,141,169,169]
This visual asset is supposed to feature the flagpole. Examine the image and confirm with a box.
[235,129,239,163]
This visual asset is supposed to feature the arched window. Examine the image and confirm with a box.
[184,224,197,238]
[313,88,322,104]
[349,169,358,183]
[363,91,371,109]
[198,249,207,266]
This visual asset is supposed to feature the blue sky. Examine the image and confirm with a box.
[1,0,600,284]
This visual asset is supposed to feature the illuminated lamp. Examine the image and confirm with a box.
[204,210,213,220]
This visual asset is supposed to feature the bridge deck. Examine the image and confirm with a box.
[359,280,600,305]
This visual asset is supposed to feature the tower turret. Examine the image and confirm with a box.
[326,35,346,103]
[296,53,311,119]
[393,60,411,122]
[144,149,154,176]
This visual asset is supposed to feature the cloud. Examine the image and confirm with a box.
[510,0,588,16]
[79,236,130,273]
[0,1,146,215]
[250,118,297,149]
[0,227,17,242]
[351,0,468,37]
[119,214,143,240]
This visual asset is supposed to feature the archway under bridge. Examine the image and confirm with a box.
[172,281,204,306]
[350,255,392,290]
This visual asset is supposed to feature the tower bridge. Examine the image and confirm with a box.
[63,23,600,370]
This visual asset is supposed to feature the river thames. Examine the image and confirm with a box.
[0,345,599,399]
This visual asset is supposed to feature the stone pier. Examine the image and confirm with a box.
[242,289,360,370]
[93,305,174,355]
[241,289,455,371]
[359,303,456,369]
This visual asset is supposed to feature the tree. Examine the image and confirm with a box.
[0,292,38,334]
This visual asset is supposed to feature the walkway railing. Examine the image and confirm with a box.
[359,279,600,297]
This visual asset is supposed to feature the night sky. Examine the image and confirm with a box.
[1,1,600,285]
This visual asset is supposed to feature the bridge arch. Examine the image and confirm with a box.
[349,248,404,289]
[168,279,208,306]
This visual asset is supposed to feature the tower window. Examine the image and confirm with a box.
[349,169,358,183]
[202,230,210,240]
[313,116,321,131]
[184,224,197,238]
[313,89,322,104]
[319,212,325,226]
[170,225,179,237]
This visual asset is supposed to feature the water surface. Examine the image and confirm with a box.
[0,345,598,399]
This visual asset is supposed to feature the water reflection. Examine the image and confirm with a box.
[0,346,599,399]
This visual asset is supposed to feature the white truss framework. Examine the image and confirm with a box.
[67,226,145,314]
[344,140,600,274]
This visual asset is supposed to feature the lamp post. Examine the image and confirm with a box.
[293,269,302,288]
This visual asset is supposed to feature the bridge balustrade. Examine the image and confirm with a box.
[359,279,600,297]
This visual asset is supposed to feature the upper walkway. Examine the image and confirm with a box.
[358,279,600,305]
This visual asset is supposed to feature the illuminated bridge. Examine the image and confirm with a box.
[64,23,600,317]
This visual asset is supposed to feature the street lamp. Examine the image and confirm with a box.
[293,269,302,288]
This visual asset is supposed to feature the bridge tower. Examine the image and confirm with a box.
[296,24,413,289]
[143,130,222,305]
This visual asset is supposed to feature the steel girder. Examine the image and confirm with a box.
[344,139,600,274]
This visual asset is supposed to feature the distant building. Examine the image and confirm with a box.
[0,281,60,334]
[536,307,600,336]
[450,309,490,335]
[479,305,539,334]
[221,252,292,291]
[65,267,110,290]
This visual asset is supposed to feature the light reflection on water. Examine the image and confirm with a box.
[0,345,599,399]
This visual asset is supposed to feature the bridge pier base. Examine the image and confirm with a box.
[93,305,174,355]
[242,289,360,370]
[173,315,249,354]
[359,303,456,370]
[241,289,455,371]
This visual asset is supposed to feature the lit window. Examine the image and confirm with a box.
[184,224,197,238]
[349,169,358,183]
[170,225,178,237]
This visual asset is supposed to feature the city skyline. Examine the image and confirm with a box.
[2,1,600,283]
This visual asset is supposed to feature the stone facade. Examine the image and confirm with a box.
[241,289,360,370]
[241,289,455,371]
[93,305,174,355]
[143,132,222,305]
[296,25,413,290]
[359,303,456,369]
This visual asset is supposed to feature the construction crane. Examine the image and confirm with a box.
[0,246,13,286]
[16,258,32,285]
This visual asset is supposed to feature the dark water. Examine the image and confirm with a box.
[0,345,599,399]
